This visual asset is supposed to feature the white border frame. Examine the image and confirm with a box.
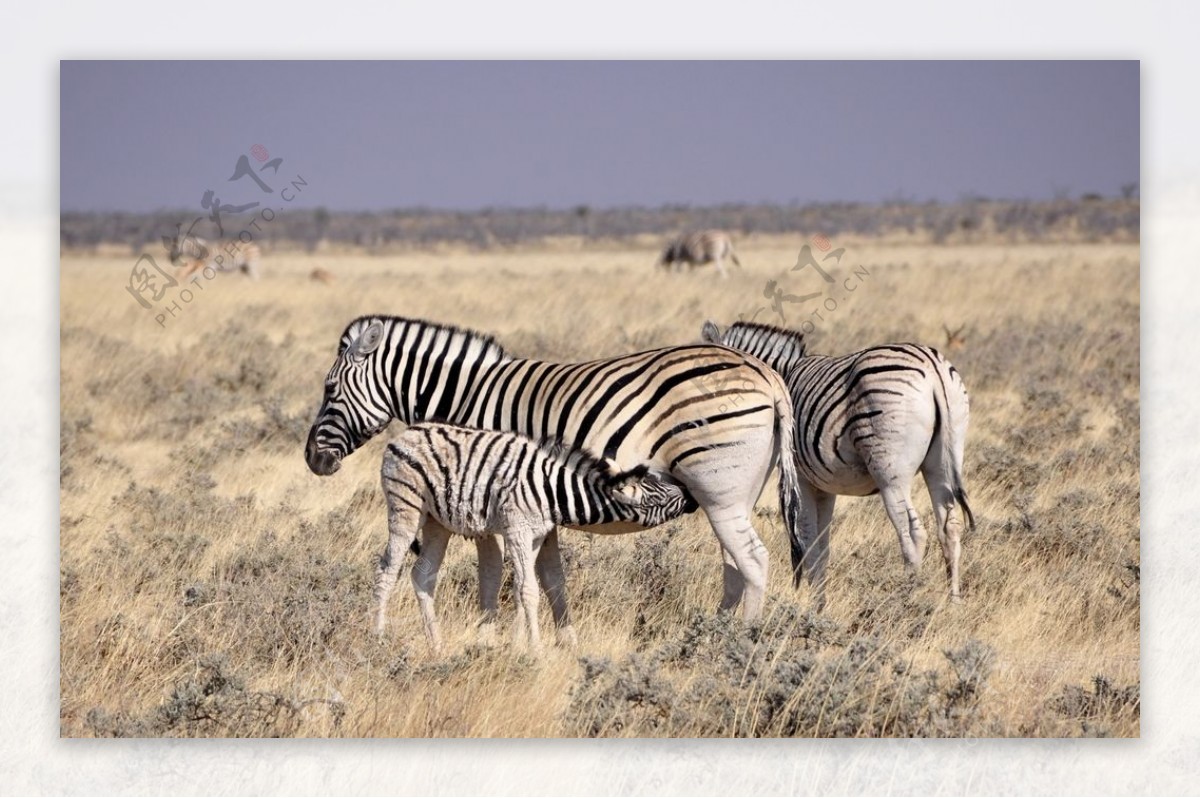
[7,2,1194,793]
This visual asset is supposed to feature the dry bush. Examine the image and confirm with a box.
[60,235,1139,737]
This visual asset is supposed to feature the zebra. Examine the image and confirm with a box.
[701,320,975,608]
[305,315,803,631]
[162,228,260,280]
[657,231,742,278]
[375,422,697,653]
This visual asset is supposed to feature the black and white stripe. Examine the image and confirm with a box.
[374,422,696,651]
[702,320,975,606]
[658,230,742,278]
[305,315,803,624]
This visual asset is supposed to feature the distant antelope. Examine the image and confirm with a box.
[658,231,742,278]
[375,422,695,653]
[163,226,260,280]
[310,267,335,284]
[943,324,968,351]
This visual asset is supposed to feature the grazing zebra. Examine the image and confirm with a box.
[376,422,697,652]
[658,231,742,278]
[306,315,803,629]
[701,320,975,608]
[162,230,260,279]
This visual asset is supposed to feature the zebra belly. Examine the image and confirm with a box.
[802,461,879,496]
[424,499,507,540]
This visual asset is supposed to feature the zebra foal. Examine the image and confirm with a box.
[658,231,742,278]
[375,422,696,653]
[702,321,975,608]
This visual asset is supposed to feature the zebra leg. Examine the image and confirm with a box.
[797,483,836,612]
[876,481,927,578]
[373,506,423,637]
[683,430,775,621]
[923,456,965,602]
[719,547,743,610]
[474,534,504,646]
[705,503,769,621]
[411,520,452,653]
[508,525,544,655]
[714,257,728,279]
[534,528,577,647]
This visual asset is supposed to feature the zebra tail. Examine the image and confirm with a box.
[955,484,976,533]
[937,356,976,534]
[771,383,805,588]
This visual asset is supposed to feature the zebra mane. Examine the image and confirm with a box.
[723,321,808,354]
[714,321,809,374]
[337,315,508,360]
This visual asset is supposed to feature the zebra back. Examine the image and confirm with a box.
[702,320,808,375]
[312,315,785,473]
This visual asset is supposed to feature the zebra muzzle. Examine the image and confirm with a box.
[305,429,342,476]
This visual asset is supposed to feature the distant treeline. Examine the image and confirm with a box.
[61,197,1139,253]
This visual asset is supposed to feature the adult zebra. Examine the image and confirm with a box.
[658,231,742,278]
[701,320,975,608]
[305,315,803,628]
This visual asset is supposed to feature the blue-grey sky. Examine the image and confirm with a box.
[60,61,1138,212]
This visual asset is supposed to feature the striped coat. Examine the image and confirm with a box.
[702,320,974,607]
[375,422,696,651]
[306,315,803,627]
[658,231,742,278]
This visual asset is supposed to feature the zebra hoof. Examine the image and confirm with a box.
[556,625,579,649]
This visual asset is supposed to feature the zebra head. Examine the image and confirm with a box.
[305,318,392,476]
[611,466,698,527]
[657,239,680,269]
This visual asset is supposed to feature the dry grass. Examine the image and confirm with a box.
[60,235,1139,737]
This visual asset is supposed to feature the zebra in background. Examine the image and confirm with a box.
[375,422,696,653]
[306,315,803,628]
[162,227,260,280]
[658,231,742,278]
[702,320,975,608]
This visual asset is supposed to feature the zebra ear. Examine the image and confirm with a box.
[610,464,650,505]
[701,320,723,343]
[351,321,385,359]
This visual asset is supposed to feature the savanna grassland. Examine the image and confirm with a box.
[60,233,1139,737]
